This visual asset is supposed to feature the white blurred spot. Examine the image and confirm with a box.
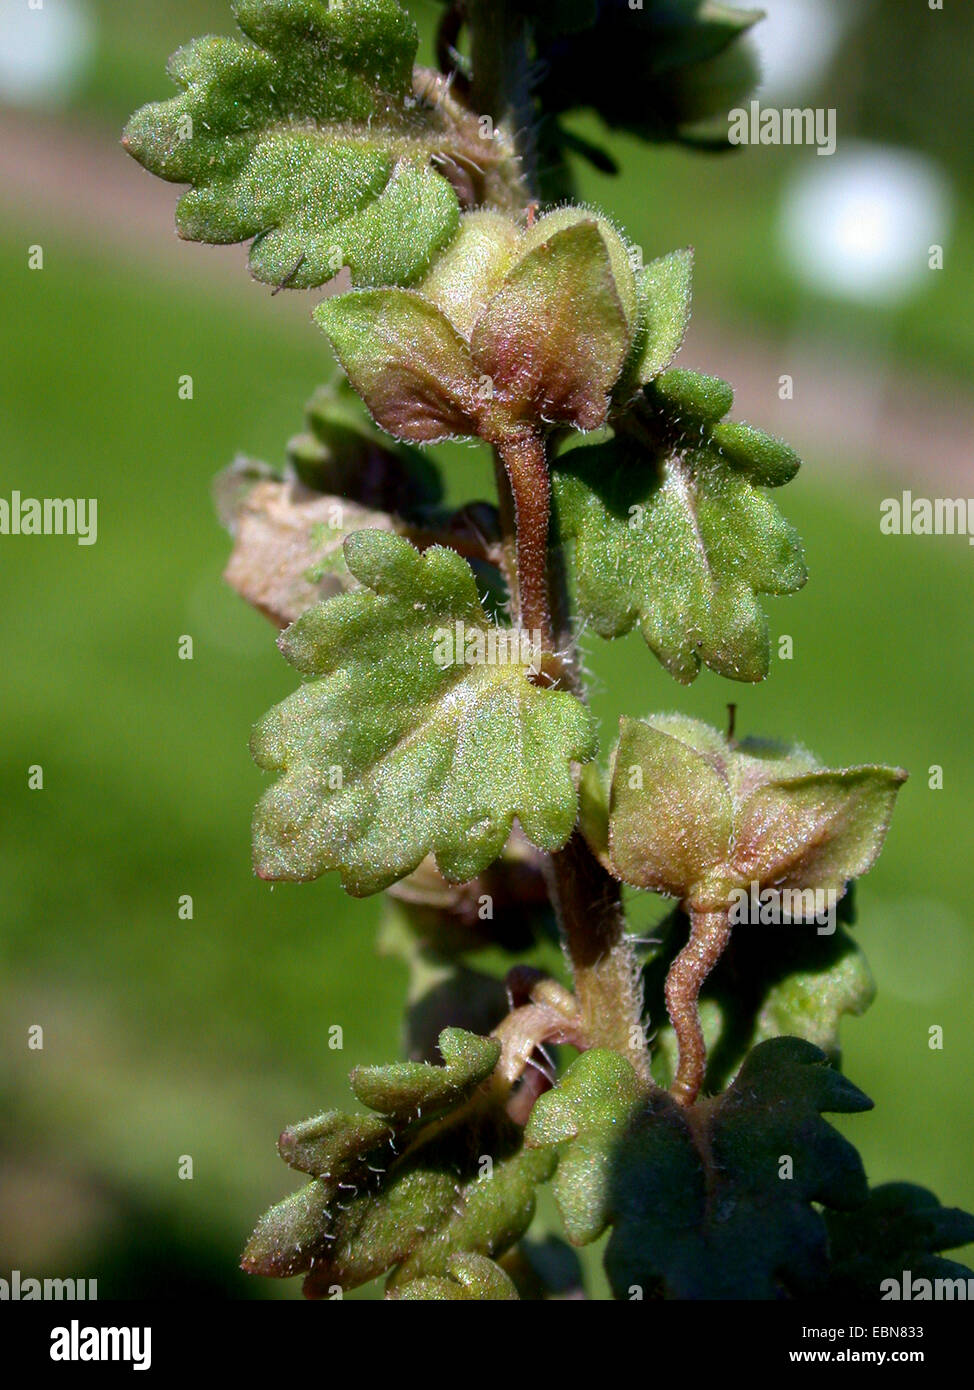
[778,143,953,303]
[752,0,855,102]
[0,0,94,108]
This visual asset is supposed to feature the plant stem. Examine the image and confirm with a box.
[496,433,553,650]
[665,909,732,1106]
[469,0,651,1088]
[546,833,652,1083]
[498,429,650,1083]
[467,0,536,189]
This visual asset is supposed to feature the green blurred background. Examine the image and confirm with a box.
[1,0,971,1297]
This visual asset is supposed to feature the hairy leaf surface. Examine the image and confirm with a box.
[123,0,519,287]
[554,373,807,682]
[252,531,596,894]
[526,1037,872,1299]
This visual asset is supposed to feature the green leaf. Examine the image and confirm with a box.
[241,1177,337,1279]
[392,1252,520,1300]
[552,380,807,682]
[527,1037,872,1299]
[381,1141,555,1293]
[625,248,694,390]
[709,419,802,487]
[123,0,519,288]
[609,716,733,899]
[314,289,483,444]
[349,1027,500,1120]
[648,366,735,426]
[252,530,596,894]
[524,1048,642,1246]
[824,1184,974,1297]
[278,1111,393,1177]
[733,768,908,895]
[243,1027,556,1296]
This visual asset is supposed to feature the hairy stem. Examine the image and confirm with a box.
[496,433,553,649]
[492,450,520,615]
[469,0,650,1087]
[546,833,652,1084]
[498,428,650,1083]
[665,909,732,1106]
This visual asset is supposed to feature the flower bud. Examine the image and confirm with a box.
[315,201,642,444]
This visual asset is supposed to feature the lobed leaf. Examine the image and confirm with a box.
[123,0,520,288]
[252,530,596,894]
[524,1048,643,1246]
[527,1037,873,1299]
[243,1027,555,1296]
[553,375,806,683]
[824,1184,974,1297]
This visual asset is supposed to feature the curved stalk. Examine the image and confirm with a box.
[665,908,732,1106]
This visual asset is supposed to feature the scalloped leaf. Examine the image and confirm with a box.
[526,1037,872,1299]
[252,530,596,895]
[524,1048,642,1247]
[123,0,519,288]
[242,1028,555,1295]
[824,1184,974,1297]
[553,375,806,683]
